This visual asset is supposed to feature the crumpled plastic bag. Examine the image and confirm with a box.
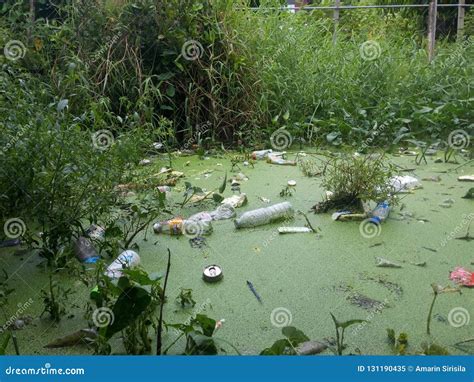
[389,175,421,193]
[449,267,474,287]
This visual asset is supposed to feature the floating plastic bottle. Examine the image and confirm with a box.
[368,201,390,225]
[153,218,213,235]
[266,155,296,166]
[251,149,273,160]
[74,237,100,264]
[105,250,140,279]
[234,202,294,228]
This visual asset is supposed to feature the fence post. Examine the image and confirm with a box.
[427,0,437,62]
[333,0,340,45]
[457,0,466,41]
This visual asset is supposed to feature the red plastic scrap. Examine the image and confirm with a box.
[450,267,474,287]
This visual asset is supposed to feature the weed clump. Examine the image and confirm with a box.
[312,154,396,213]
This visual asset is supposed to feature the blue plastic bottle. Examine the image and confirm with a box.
[368,201,390,225]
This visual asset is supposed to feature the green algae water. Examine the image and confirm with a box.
[1,152,473,355]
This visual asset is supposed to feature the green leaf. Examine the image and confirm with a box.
[282,326,309,345]
[105,286,151,339]
[0,332,11,355]
[193,314,216,337]
[462,188,474,199]
[166,85,175,97]
[260,339,291,355]
[185,332,218,355]
[218,172,227,194]
[338,319,367,329]
[212,193,224,203]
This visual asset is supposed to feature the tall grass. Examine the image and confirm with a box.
[229,1,473,147]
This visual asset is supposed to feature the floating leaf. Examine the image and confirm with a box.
[462,188,474,199]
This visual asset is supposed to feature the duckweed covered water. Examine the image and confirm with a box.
[1,152,473,355]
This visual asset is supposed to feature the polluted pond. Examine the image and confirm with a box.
[0,149,473,356]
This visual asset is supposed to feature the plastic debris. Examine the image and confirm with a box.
[375,257,402,268]
[74,237,100,264]
[105,250,140,279]
[246,280,262,304]
[267,154,296,166]
[258,196,270,203]
[214,318,225,333]
[45,328,97,348]
[203,265,223,283]
[188,204,236,222]
[278,227,313,234]
[368,201,390,225]
[422,175,441,182]
[222,194,247,208]
[439,198,455,208]
[139,159,152,166]
[251,149,273,160]
[287,180,297,186]
[296,341,328,355]
[157,185,171,196]
[152,142,164,150]
[389,175,421,193]
[85,224,105,240]
[450,267,474,287]
[234,202,294,228]
[153,218,213,236]
[0,238,21,248]
[332,210,366,221]
[458,175,474,182]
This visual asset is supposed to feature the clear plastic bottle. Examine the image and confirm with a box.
[266,155,296,166]
[153,218,213,235]
[368,201,390,225]
[234,202,294,228]
[251,149,273,160]
[105,250,140,279]
[74,237,100,264]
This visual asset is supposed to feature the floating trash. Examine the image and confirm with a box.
[375,257,402,268]
[189,236,207,249]
[278,227,312,234]
[203,265,223,283]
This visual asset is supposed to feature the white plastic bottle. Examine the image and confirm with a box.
[234,202,294,228]
[105,250,140,279]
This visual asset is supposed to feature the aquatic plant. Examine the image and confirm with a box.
[312,154,396,213]
[330,313,366,355]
